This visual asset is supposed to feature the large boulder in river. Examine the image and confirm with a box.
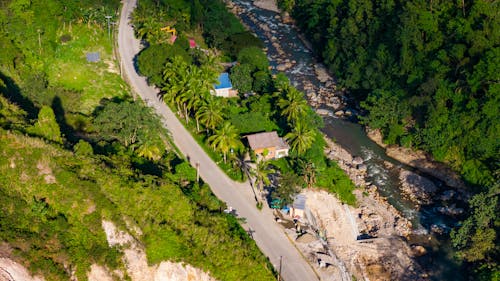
[314,64,331,83]
[398,170,438,205]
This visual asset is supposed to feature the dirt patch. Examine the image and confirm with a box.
[104,60,119,74]
[36,160,56,184]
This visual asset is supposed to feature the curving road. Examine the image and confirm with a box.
[117,0,319,280]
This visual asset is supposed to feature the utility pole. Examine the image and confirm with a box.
[105,15,112,40]
[196,162,200,183]
[278,256,283,281]
[37,29,42,55]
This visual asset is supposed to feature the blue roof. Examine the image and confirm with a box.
[215,73,232,89]
[86,52,100,62]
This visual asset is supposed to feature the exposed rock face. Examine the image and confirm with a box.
[0,258,44,281]
[252,0,280,13]
[399,170,438,205]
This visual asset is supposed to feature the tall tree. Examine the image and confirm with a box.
[207,121,242,163]
[251,160,275,193]
[285,121,316,155]
[277,85,309,123]
[196,96,225,132]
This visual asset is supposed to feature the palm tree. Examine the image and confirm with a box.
[230,151,253,180]
[207,122,242,163]
[295,158,317,189]
[229,151,260,202]
[252,160,275,193]
[136,139,163,161]
[277,85,309,123]
[285,121,316,155]
[196,97,225,132]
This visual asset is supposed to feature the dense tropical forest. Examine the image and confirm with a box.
[277,0,499,278]
[133,0,357,205]
[0,0,276,280]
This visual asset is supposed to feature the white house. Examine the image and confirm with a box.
[212,73,238,97]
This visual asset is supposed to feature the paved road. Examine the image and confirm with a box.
[117,1,319,280]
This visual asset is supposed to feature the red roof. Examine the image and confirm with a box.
[189,39,196,48]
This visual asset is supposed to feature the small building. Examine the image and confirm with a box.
[246,131,289,160]
[291,194,306,220]
[212,73,238,98]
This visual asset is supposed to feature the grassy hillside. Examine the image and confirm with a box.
[0,0,275,280]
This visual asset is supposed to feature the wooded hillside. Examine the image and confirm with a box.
[278,0,499,278]
[0,0,275,280]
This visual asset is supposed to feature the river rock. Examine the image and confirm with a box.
[357,164,367,172]
[316,109,333,116]
[335,110,344,117]
[411,245,427,257]
[437,204,464,216]
[430,224,448,235]
[440,190,455,201]
[398,170,438,205]
[314,64,331,83]
[353,156,364,165]
[276,62,293,71]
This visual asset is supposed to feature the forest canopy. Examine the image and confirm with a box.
[279,0,499,278]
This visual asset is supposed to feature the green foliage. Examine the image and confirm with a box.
[202,0,246,56]
[290,0,499,190]
[237,47,269,72]
[137,44,191,86]
[93,101,169,156]
[27,106,62,143]
[230,63,254,93]
[285,121,316,155]
[0,128,275,281]
[316,161,357,205]
[230,111,278,134]
[73,139,93,156]
[208,121,243,163]
[0,95,27,129]
[275,172,303,206]
[451,181,499,264]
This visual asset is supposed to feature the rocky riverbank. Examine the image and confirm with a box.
[366,128,466,190]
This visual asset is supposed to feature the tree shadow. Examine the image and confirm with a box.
[0,71,38,119]
[51,95,77,145]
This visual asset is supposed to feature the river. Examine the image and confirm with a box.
[230,0,467,279]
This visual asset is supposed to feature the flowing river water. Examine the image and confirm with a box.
[230,0,467,279]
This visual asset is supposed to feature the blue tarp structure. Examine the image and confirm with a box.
[214,73,232,89]
[86,52,100,62]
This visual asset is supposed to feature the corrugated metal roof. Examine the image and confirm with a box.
[293,194,306,210]
[86,52,100,62]
[214,73,232,89]
[247,131,284,150]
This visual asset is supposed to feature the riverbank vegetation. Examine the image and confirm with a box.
[0,0,275,280]
[278,0,499,277]
[133,0,356,205]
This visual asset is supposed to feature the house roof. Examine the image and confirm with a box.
[214,73,232,89]
[293,194,306,210]
[246,131,289,150]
